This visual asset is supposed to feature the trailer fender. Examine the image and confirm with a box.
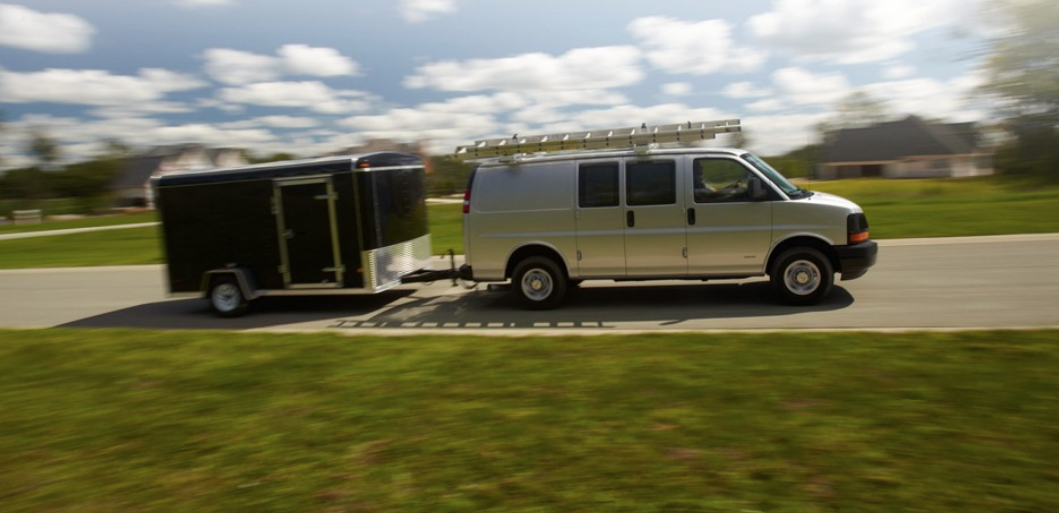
[201,267,260,301]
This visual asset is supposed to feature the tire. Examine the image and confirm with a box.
[770,247,834,306]
[209,276,249,317]
[512,256,568,310]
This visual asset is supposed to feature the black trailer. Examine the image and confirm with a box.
[156,152,445,316]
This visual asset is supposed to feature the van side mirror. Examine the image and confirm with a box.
[749,176,768,201]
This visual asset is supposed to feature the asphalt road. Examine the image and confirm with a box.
[1,234,1057,334]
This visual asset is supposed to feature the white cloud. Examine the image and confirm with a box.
[662,82,692,96]
[861,72,987,122]
[0,113,283,168]
[203,45,360,85]
[399,0,456,23]
[218,81,373,114]
[277,44,360,77]
[882,64,916,80]
[0,68,207,106]
[0,4,95,53]
[404,46,643,92]
[220,116,321,129]
[770,67,851,106]
[340,108,498,154]
[749,0,971,64]
[746,98,784,112]
[743,113,831,155]
[89,101,195,119]
[722,81,773,99]
[628,16,765,74]
[203,48,279,85]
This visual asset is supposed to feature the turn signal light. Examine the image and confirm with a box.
[850,231,869,243]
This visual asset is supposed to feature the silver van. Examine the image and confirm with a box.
[456,122,878,309]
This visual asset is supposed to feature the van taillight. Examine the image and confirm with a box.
[848,213,869,244]
[463,168,476,215]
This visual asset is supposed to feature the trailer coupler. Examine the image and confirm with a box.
[400,249,472,286]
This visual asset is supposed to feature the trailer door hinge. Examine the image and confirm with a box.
[577,250,582,261]
[682,247,688,258]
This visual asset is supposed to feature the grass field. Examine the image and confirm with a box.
[0,329,1057,512]
[1,177,1057,269]
[0,204,462,269]
[809,177,1059,239]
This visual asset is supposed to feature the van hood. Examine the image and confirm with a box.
[800,191,863,213]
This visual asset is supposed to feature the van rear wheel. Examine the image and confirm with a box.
[512,256,568,310]
[770,248,833,306]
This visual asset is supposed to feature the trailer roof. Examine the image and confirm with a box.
[156,152,422,187]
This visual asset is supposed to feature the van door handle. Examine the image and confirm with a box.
[687,208,696,225]
[626,211,635,228]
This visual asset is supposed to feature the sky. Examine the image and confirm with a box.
[0,0,993,169]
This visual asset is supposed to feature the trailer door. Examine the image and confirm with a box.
[274,177,344,288]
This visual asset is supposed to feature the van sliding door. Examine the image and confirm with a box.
[623,159,689,277]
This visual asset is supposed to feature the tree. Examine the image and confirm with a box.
[980,0,1059,123]
[817,91,893,139]
[26,129,61,168]
[978,0,1059,180]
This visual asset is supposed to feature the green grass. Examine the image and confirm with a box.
[1,329,1057,512]
[810,177,1059,238]
[428,202,463,255]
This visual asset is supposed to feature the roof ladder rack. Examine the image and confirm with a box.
[453,119,741,161]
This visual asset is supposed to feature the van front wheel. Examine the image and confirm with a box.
[770,248,833,306]
[513,256,568,310]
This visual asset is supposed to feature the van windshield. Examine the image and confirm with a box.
[741,152,807,198]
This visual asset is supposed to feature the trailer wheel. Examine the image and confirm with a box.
[512,256,568,310]
[209,276,249,317]
[770,247,833,306]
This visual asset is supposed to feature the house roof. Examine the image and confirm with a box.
[821,116,979,164]
[112,155,165,189]
[112,146,245,189]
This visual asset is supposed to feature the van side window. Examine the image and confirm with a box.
[694,158,755,204]
[626,160,676,206]
[578,163,619,208]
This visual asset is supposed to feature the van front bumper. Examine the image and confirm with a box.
[836,241,878,281]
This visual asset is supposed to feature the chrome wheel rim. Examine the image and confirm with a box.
[211,283,242,312]
[520,268,553,302]
[784,259,821,296]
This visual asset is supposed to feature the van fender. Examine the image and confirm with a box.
[200,267,260,301]
[765,233,840,275]
[503,242,573,281]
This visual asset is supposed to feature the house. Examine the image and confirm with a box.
[112,144,247,208]
[818,116,994,179]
